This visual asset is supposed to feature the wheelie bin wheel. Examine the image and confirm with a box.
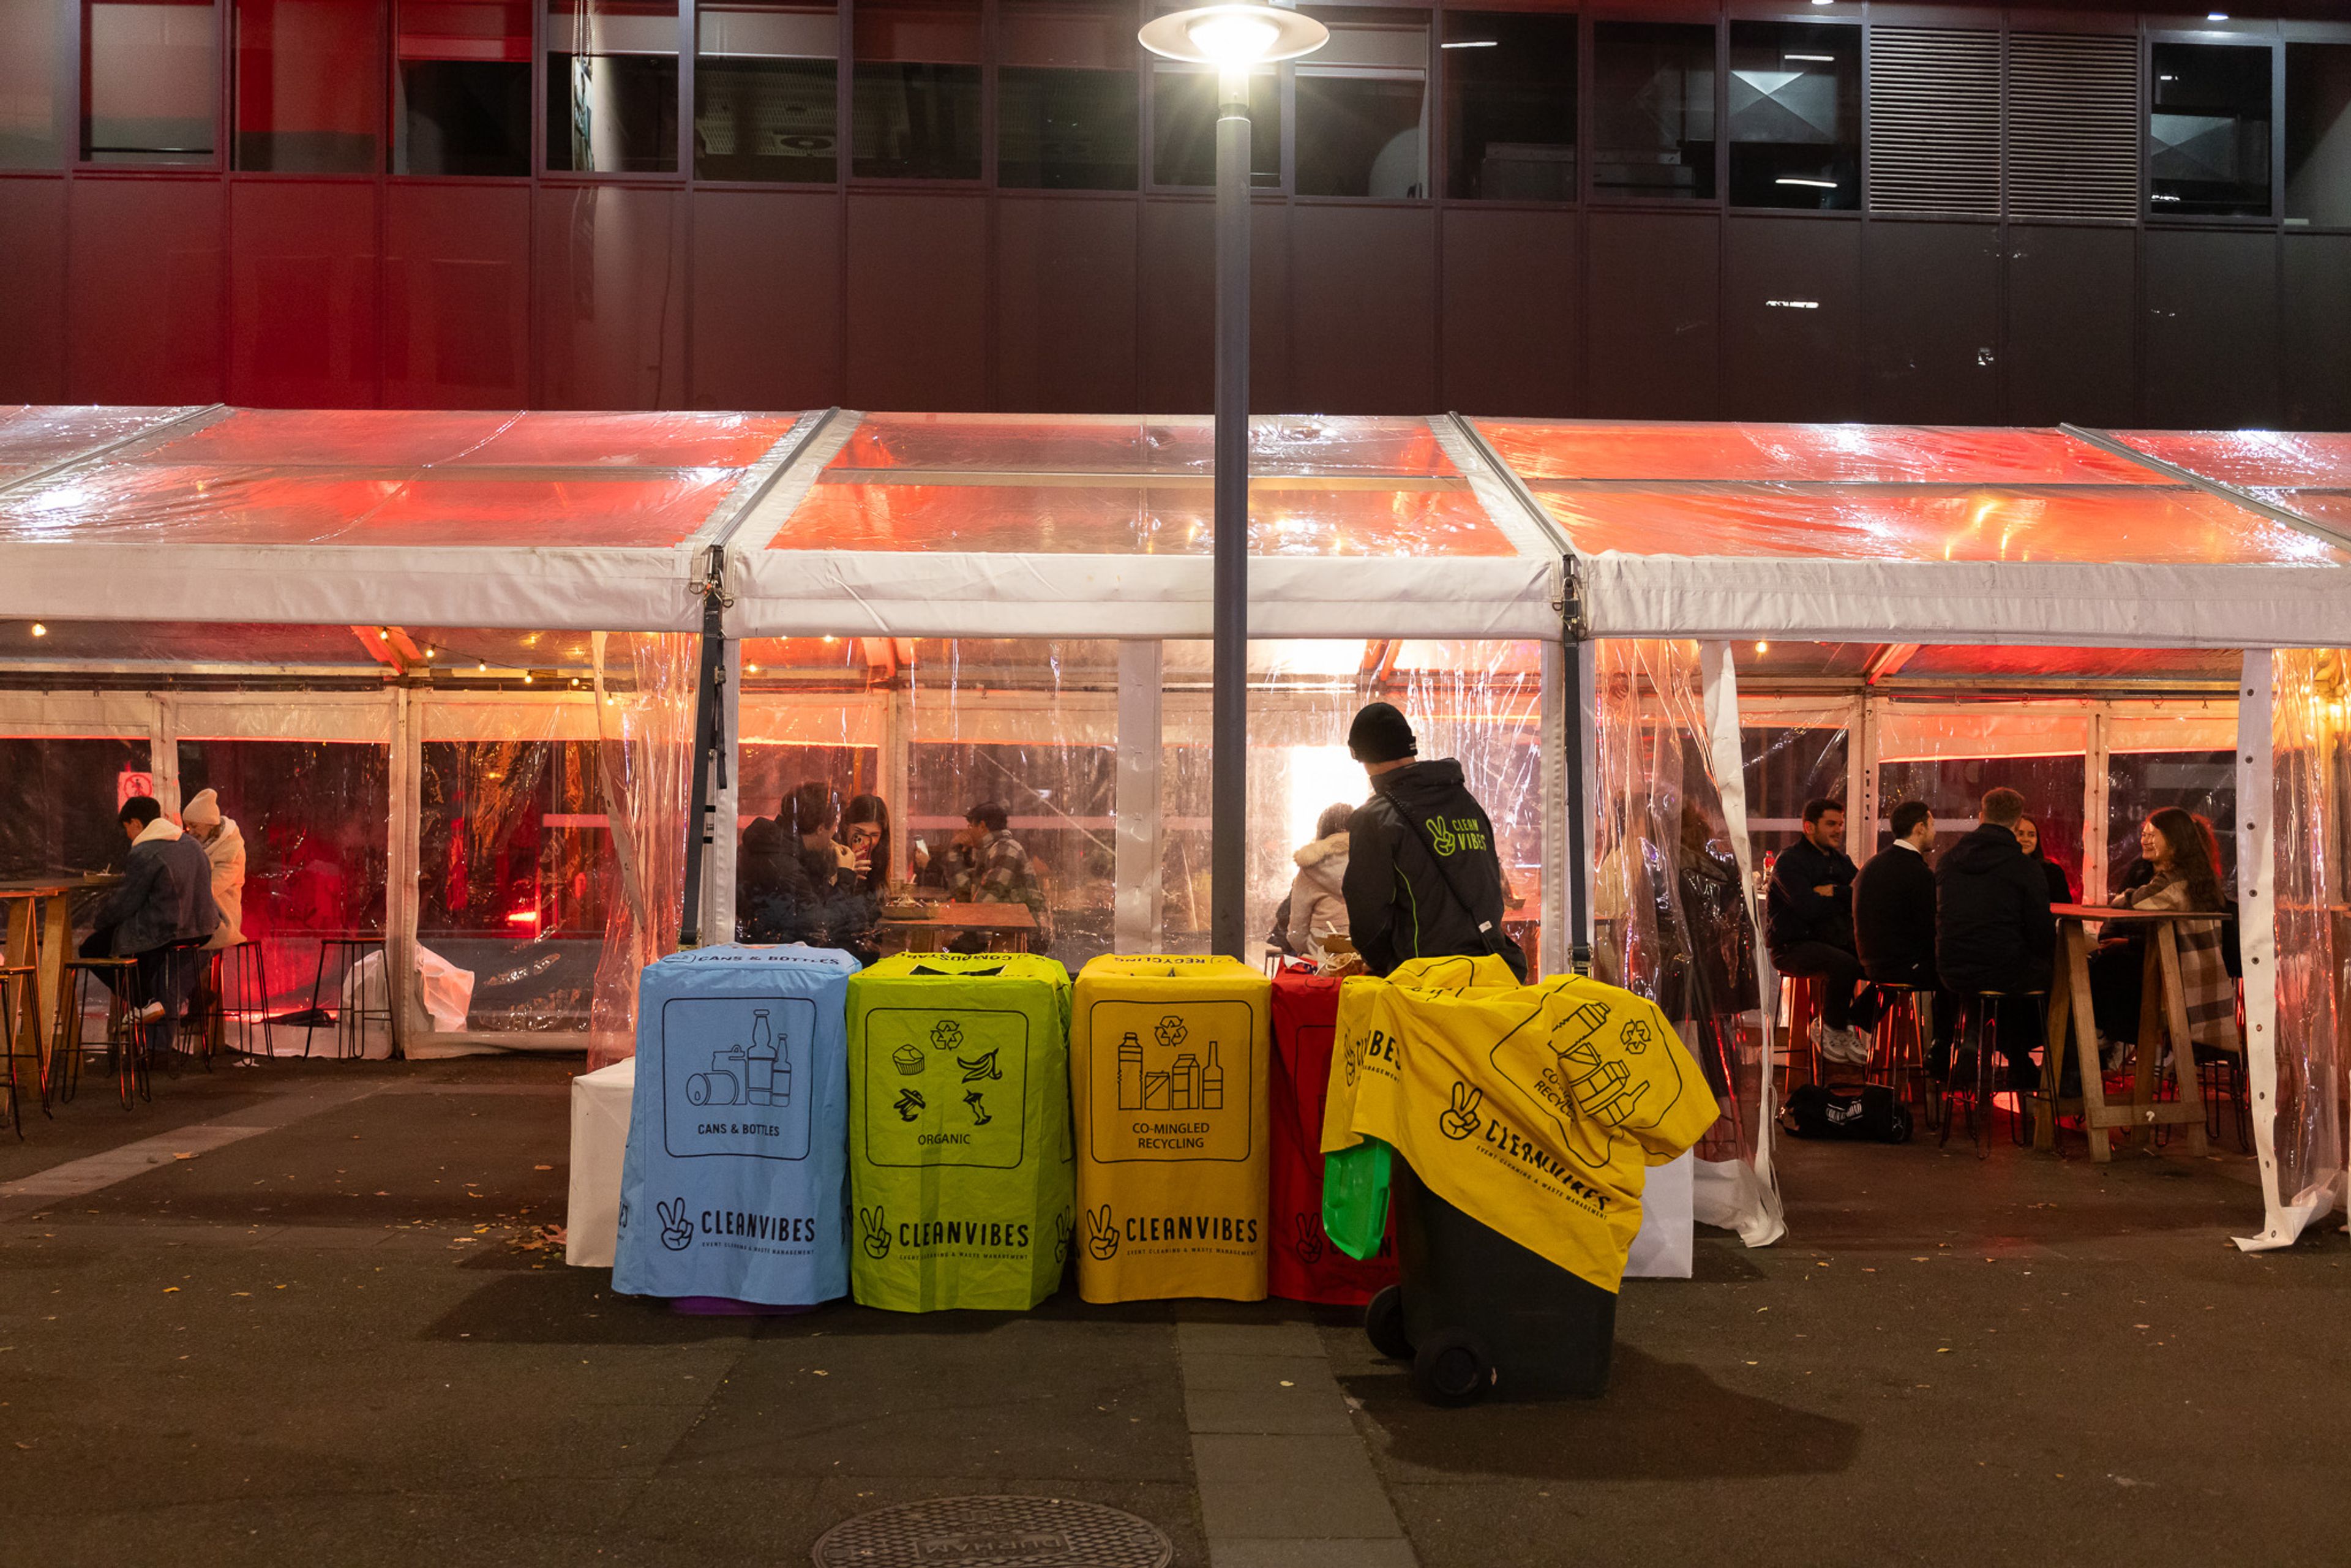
[1411,1330,1493,1407]
[1364,1285,1412,1361]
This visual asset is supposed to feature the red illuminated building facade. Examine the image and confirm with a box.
[0,0,2346,427]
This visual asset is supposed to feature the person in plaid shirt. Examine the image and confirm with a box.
[948,800,1049,948]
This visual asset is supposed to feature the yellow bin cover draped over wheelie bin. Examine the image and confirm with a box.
[1071,954,1272,1302]
[1323,961,1717,1293]
[846,951,1076,1311]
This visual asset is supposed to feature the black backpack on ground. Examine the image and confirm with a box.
[1779,1082,1912,1144]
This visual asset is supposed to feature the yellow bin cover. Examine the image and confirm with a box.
[1071,953,1272,1302]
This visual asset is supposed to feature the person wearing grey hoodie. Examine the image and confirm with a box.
[1283,802,1355,958]
[181,787,246,949]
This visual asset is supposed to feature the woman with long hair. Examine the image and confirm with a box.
[840,793,891,896]
[2090,808,2237,1055]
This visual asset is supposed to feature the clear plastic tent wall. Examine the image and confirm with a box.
[1592,640,1780,1245]
[2259,651,2346,1242]
[587,632,696,1071]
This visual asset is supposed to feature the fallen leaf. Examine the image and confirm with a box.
[162,1287,179,1294]
[534,1164,553,1171]
[812,1370,829,1377]
[173,1152,194,1161]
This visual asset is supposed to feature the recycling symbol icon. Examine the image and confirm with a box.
[931,1020,964,1052]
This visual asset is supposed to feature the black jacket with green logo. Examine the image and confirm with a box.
[1342,759,1527,981]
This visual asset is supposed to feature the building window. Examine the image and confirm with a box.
[1726,20,1856,209]
[1442,10,1575,203]
[2285,43,2351,229]
[998,0,1136,190]
[234,0,385,171]
[1294,8,1426,199]
[0,0,64,168]
[83,0,220,165]
[1591,20,1715,200]
[395,0,531,175]
[546,0,680,174]
[852,0,981,180]
[1152,64,1277,187]
[696,1,837,181]
[2150,41,2272,218]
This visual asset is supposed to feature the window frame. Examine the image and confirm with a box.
[1722,13,1859,215]
[1437,5,1581,209]
[77,0,231,171]
[2280,22,2351,236]
[1583,8,1725,209]
[538,0,692,182]
[2142,22,2283,228]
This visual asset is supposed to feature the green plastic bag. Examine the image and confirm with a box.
[1321,1138,1392,1263]
[847,951,1074,1312]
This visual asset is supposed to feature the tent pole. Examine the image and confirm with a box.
[1209,62,1251,961]
[678,546,732,948]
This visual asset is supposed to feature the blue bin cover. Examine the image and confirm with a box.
[614,944,856,1305]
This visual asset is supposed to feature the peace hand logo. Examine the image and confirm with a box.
[1053,1210,1073,1266]
[1293,1212,1324,1266]
[859,1205,891,1259]
[1426,816,1459,857]
[656,1198,693,1251]
[1438,1082,1483,1141]
[1085,1204,1120,1261]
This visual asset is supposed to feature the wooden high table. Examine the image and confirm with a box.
[875,902,1038,955]
[2039,902,2221,1161]
[2,875,117,1081]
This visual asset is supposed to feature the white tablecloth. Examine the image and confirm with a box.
[566,1057,635,1268]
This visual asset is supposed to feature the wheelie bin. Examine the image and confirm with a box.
[614,945,856,1307]
[1327,968,1718,1404]
[1268,962,1395,1305]
[845,951,1074,1311]
[1071,953,1271,1303]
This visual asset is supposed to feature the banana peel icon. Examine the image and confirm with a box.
[956,1048,1003,1083]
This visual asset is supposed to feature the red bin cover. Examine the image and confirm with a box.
[1269,965,1397,1305]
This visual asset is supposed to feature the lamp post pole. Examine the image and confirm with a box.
[1138,6,1324,962]
[1210,63,1250,962]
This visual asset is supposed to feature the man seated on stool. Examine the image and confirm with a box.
[1855,799,1954,1057]
[1933,787,2055,1089]
[1766,797,1878,1068]
[81,795,223,1038]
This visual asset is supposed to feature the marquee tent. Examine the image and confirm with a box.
[1,403,2344,1256]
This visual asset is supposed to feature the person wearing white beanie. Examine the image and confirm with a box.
[181,788,246,948]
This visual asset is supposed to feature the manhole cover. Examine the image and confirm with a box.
[811,1495,1172,1568]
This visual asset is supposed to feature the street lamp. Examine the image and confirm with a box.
[1138,4,1327,960]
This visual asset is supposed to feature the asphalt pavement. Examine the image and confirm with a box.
[2,1054,2343,1567]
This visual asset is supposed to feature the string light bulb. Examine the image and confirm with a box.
[31,622,47,637]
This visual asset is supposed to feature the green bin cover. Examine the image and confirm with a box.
[847,951,1074,1311]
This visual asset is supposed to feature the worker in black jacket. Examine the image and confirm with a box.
[1933,787,2055,1087]
[1854,798,1953,1054]
[1766,797,1877,1065]
[1340,702,1527,982]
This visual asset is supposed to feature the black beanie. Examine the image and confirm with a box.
[1348,702,1417,765]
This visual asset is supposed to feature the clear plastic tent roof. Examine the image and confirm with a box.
[1469,419,2351,648]
[0,406,814,631]
[2113,429,2351,541]
[728,412,1563,641]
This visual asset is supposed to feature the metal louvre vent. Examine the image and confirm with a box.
[1866,27,2003,217]
[2005,33,2140,220]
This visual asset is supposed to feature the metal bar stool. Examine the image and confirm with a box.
[1,962,39,1137]
[56,955,151,1111]
[310,936,390,1060]
[178,948,225,1068]
[1869,983,1932,1111]
[2196,1048,2252,1151]
[1776,972,1824,1092]
[1940,991,2045,1157]
[228,938,273,1058]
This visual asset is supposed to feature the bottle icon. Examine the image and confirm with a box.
[747,1009,776,1106]
[1201,1041,1224,1111]
[1116,1031,1144,1111]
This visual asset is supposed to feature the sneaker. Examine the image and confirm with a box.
[135,1000,167,1024]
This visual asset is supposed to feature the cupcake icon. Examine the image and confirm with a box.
[891,1043,926,1076]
